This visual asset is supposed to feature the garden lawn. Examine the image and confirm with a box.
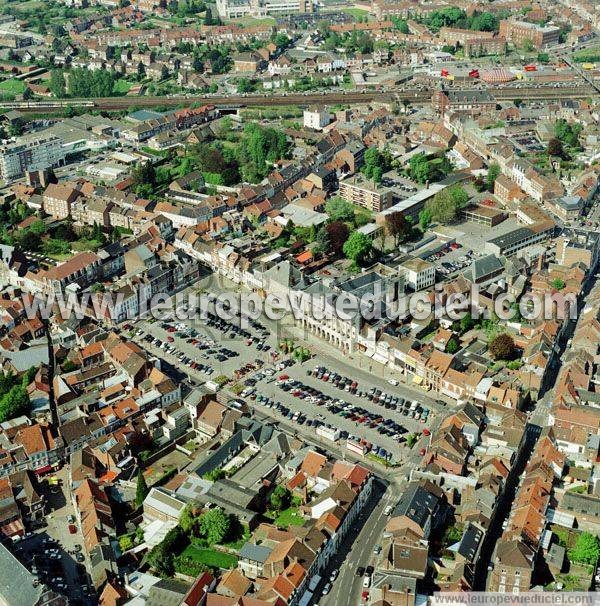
[182,545,238,569]
[273,507,304,528]
[113,79,133,95]
[0,79,26,94]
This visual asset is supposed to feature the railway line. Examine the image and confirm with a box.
[0,85,597,113]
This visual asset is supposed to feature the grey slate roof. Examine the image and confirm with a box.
[470,254,504,282]
[239,542,273,564]
[0,543,45,606]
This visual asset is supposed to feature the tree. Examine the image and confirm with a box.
[135,469,149,507]
[391,16,409,33]
[137,61,146,79]
[204,6,215,25]
[537,52,550,63]
[314,226,330,254]
[548,138,564,158]
[459,313,475,333]
[424,185,469,224]
[68,68,115,98]
[147,525,188,577]
[203,467,227,481]
[446,336,460,354]
[49,70,66,98]
[325,197,354,222]
[343,231,372,265]
[0,385,30,423]
[22,87,33,101]
[198,507,230,545]
[30,219,46,235]
[486,163,500,192]
[571,532,600,565]
[326,221,349,254]
[522,38,534,52]
[550,278,565,290]
[419,208,432,231]
[384,211,411,247]
[192,55,203,73]
[119,534,134,551]
[408,153,433,184]
[555,119,582,149]
[180,504,199,535]
[270,485,292,511]
[488,333,516,361]
[361,146,391,183]
[237,78,256,94]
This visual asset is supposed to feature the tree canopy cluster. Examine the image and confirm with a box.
[408,153,452,185]
[488,333,517,361]
[179,505,236,546]
[50,68,115,98]
[554,119,583,151]
[0,369,35,424]
[420,8,500,33]
[147,525,189,577]
[361,147,392,184]
[423,185,469,224]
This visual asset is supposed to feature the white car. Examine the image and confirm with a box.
[387,378,399,386]
[384,505,393,516]
[363,576,371,588]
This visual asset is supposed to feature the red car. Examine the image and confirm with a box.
[167,327,176,333]
[279,374,289,380]
[167,336,174,342]
[419,448,426,456]
[423,428,431,436]
[68,524,77,534]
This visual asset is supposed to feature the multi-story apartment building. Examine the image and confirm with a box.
[499,19,560,49]
[303,108,331,131]
[42,182,81,220]
[0,134,65,181]
[338,176,393,212]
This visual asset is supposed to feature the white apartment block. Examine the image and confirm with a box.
[400,257,436,291]
[0,134,65,181]
[303,108,331,131]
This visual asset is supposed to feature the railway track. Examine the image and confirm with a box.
[1,85,597,113]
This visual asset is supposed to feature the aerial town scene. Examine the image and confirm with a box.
[0,0,599,604]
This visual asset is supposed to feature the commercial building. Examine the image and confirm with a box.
[0,134,65,181]
[484,223,554,257]
[216,0,315,19]
[461,204,507,227]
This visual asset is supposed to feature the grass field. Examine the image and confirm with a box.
[340,7,370,19]
[0,79,26,94]
[573,47,600,63]
[181,545,238,569]
[228,16,276,26]
[113,79,133,95]
[271,507,305,528]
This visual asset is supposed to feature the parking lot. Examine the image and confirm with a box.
[127,290,445,466]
